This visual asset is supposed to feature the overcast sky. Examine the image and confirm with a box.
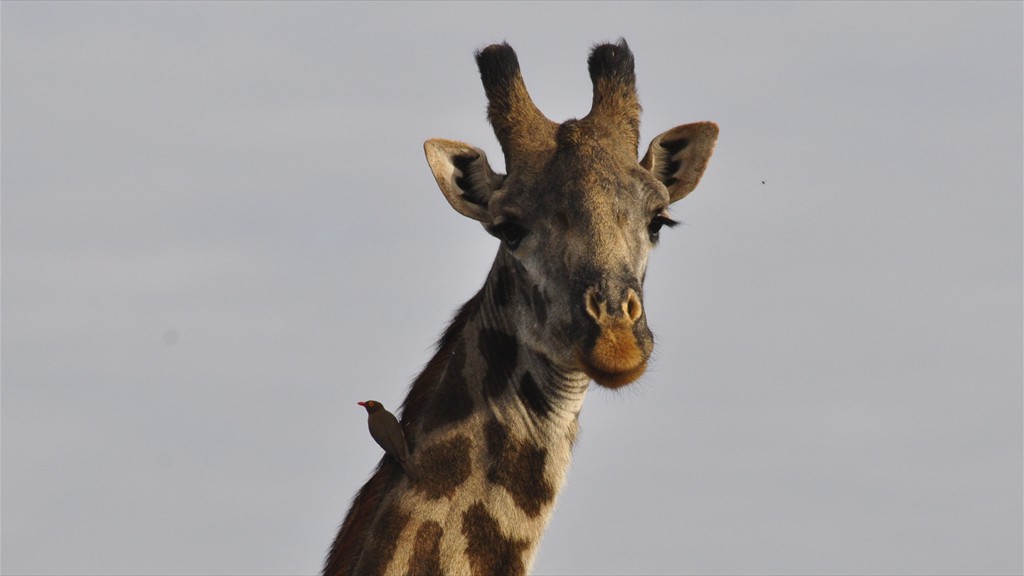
[2,2,1021,575]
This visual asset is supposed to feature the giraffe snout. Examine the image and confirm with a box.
[578,285,652,388]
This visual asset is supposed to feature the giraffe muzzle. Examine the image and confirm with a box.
[578,286,653,388]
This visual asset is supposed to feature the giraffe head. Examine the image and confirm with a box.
[424,40,717,388]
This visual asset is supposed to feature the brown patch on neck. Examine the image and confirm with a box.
[415,434,473,500]
[406,521,444,576]
[462,501,530,575]
[323,291,482,576]
[484,420,555,517]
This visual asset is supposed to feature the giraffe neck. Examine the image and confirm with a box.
[325,251,591,576]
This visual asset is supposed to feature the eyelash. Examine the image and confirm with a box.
[648,212,679,243]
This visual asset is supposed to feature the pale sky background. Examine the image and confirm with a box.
[2,2,1021,575]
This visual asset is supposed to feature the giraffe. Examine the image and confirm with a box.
[324,40,718,576]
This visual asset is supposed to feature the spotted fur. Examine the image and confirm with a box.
[406,522,443,576]
[352,504,410,576]
[415,434,473,500]
[461,502,529,575]
[479,328,518,399]
[517,371,553,421]
[420,340,473,435]
[484,420,555,517]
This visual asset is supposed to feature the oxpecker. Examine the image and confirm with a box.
[357,400,415,479]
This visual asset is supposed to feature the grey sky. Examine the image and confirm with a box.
[2,2,1021,574]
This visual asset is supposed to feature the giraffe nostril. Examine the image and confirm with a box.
[623,289,643,322]
[584,287,604,320]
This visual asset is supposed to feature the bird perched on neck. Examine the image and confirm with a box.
[357,400,415,480]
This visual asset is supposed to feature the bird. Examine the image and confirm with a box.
[357,400,416,480]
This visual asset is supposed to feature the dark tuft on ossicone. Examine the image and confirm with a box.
[587,39,636,89]
[583,38,640,153]
[475,43,521,104]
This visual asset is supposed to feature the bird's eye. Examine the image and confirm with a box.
[648,212,679,243]
[491,221,528,250]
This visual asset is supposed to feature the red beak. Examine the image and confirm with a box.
[357,401,366,407]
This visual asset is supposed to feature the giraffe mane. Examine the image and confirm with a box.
[323,289,483,575]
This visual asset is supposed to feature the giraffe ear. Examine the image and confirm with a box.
[640,121,718,203]
[424,139,504,223]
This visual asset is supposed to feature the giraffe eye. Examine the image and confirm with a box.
[491,221,528,250]
[648,212,678,243]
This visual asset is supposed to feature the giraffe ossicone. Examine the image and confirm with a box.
[325,39,718,575]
